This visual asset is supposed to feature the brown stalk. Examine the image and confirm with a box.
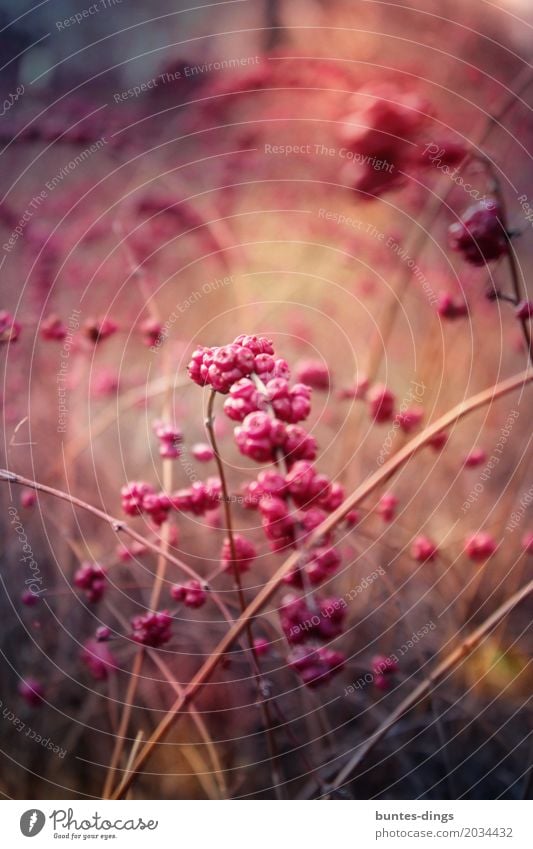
[205,389,285,799]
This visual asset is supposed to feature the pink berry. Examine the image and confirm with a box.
[253,636,270,657]
[40,315,68,340]
[191,442,214,462]
[294,359,330,390]
[85,317,118,343]
[464,447,486,468]
[396,406,424,433]
[0,310,21,343]
[372,654,399,676]
[81,639,116,680]
[436,292,468,319]
[288,646,345,688]
[18,677,44,706]
[74,562,107,603]
[377,492,398,522]
[131,610,173,647]
[21,489,37,509]
[411,535,438,562]
[522,533,533,555]
[235,412,285,462]
[224,378,264,421]
[171,579,207,608]
[153,420,183,460]
[221,534,257,572]
[140,317,163,347]
[427,431,448,451]
[21,589,40,606]
[367,385,395,423]
[282,425,318,465]
[448,200,507,266]
[465,532,497,561]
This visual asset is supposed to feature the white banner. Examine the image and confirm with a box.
[1,800,531,848]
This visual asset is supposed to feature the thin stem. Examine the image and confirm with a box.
[486,163,533,364]
[0,470,200,580]
[104,368,175,798]
[205,389,285,799]
[109,366,532,799]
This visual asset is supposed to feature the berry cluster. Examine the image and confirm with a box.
[188,334,289,394]
[130,610,173,647]
[448,200,508,266]
[220,534,257,573]
[74,562,107,603]
[188,334,348,687]
[339,83,432,198]
[171,579,207,608]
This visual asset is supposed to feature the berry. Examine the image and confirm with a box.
[377,492,398,522]
[448,200,508,266]
[235,412,286,462]
[81,639,116,680]
[464,447,486,468]
[74,562,107,603]
[285,460,329,508]
[367,385,395,423]
[21,589,40,607]
[40,315,67,340]
[411,535,438,562]
[153,420,183,460]
[140,317,163,347]
[396,407,424,433]
[85,317,118,343]
[21,489,37,509]
[18,677,45,706]
[171,478,221,515]
[266,378,312,423]
[191,442,214,462]
[288,646,345,687]
[465,532,497,561]
[253,636,270,656]
[339,85,430,199]
[171,579,207,608]
[121,481,156,516]
[221,534,257,572]
[0,310,21,343]
[521,533,533,555]
[282,425,318,464]
[131,610,173,647]
[294,359,330,390]
[436,292,468,319]
[371,654,399,676]
[96,626,111,641]
[224,378,264,421]
[427,430,448,451]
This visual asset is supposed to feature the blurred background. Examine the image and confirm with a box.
[0,0,532,800]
